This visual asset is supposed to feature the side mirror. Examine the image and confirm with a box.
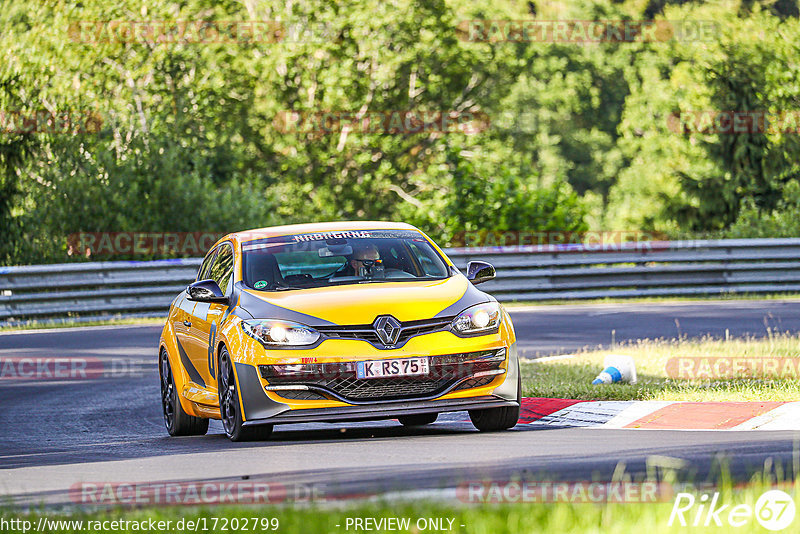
[466,261,496,285]
[186,279,228,303]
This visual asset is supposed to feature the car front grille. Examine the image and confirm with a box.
[315,317,454,348]
[260,349,505,402]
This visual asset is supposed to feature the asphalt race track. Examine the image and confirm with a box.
[1,299,800,506]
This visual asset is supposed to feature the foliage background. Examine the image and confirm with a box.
[1,0,799,264]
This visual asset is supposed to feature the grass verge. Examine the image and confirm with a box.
[521,333,800,401]
[1,479,798,534]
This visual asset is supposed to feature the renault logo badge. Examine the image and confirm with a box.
[373,315,402,346]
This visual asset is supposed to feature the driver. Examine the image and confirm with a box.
[343,243,382,277]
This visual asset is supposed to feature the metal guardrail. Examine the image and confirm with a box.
[2,238,800,325]
[0,259,202,325]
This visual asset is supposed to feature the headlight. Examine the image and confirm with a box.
[451,302,501,335]
[241,319,320,347]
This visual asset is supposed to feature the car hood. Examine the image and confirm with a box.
[236,275,490,326]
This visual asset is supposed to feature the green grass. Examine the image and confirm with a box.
[2,479,798,533]
[0,317,165,333]
[521,334,800,401]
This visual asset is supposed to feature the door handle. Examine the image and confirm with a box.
[183,319,192,327]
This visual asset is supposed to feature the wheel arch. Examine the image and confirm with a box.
[217,339,228,360]
[216,340,249,423]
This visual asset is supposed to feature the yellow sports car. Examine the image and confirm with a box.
[159,222,520,441]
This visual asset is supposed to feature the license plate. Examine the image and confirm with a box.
[356,357,429,379]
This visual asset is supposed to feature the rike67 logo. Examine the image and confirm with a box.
[669,490,796,531]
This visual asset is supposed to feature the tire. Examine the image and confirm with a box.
[398,413,438,426]
[468,365,521,432]
[160,349,209,437]
[218,346,273,442]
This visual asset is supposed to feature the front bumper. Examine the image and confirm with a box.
[234,342,520,426]
[241,396,518,426]
[259,348,507,404]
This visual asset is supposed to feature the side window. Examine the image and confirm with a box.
[406,241,446,277]
[197,248,217,281]
[208,244,234,296]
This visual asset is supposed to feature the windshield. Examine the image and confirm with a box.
[241,229,451,291]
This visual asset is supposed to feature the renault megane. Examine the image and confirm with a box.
[159,222,520,441]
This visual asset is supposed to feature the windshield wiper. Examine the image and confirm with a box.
[267,285,306,291]
[356,278,437,284]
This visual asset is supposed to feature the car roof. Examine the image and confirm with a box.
[227,221,419,245]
